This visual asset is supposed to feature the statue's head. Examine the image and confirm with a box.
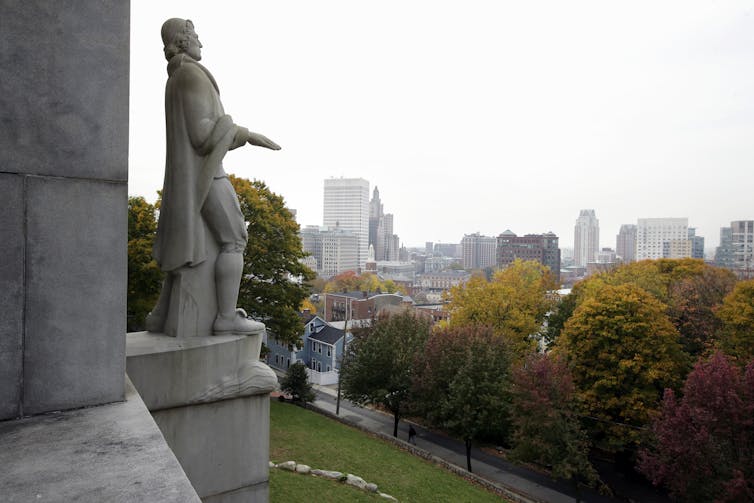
[161,18,202,61]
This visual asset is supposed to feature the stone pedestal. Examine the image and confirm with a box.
[126,332,277,502]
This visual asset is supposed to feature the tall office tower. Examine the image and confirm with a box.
[461,233,497,270]
[323,178,369,269]
[496,231,560,283]
[715,226,735,269]
[300,225,359,278]
[731,220,754,273]
[636,217,690,260]
[574,209,600,267]
[616,224,637,263]
[368,186,383,253]
[688,228,705,259]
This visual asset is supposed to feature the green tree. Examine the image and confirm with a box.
[323,271,404,294]
[127,196,163,332]
[413,325,513,472]
[446,259,558,357]
[229,176,315,345]
[556,283,688,453]
[281,361,315,405]
[510,353,597,493]
[341,310,432,437]
[717,279,754,362]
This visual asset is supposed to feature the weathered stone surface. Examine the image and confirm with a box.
[295,464,311,474]
[366,482,379,493]
[0,378,199,503]
[0,174,24,420]
[379,493,398,501]
[311,469,344,480]
[202,482,268,503]
[126,332,273,411]
[346,474,368,490]
[0,1,129,181]
[277,461,296,472]
[152,394,270,500]
[23,176,126,414]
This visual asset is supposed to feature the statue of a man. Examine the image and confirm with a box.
[146,18,280,336]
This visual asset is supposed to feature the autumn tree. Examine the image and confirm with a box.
[638,352,754,502]
[413,325,513,472]
[281,361,315,405]
[511,353,597,490]
[717,279,754,361]
[556,283,688,454]
[340,310,432,437]
[127,196,163,331]
[445,259,558,357]
[323,271,403,294]
[551,259,736,361]
[229,176,315,345]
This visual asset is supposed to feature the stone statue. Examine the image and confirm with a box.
[146,18,280,337]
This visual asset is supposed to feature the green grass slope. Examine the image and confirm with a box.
[270,400,506,502]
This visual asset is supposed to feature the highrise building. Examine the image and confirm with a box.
[731,221,754,273]
[688,228,705,259]
[616,224,637,263]
[718,220,754,278]
[300,225,359,278]
[636,217,690,260]
[323,178,369,269]
[715,226,735,269]
[496,230,560,283]
[369,187,401,261]
[368,186,382,253]
[574,210,599,267]
[461,233,497,270]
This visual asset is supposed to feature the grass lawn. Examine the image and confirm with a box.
[269,400,507,502]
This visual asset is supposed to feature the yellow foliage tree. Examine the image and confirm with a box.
[717,279,754,361]
[445,259,558,356]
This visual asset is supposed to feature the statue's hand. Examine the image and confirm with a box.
[247,132,281,151]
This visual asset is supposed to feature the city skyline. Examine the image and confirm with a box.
[129,2,754,250]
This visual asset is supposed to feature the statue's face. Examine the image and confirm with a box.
[185,26,202,60]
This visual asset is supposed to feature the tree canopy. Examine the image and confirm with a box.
[638,352,754,502]
[127,196,163,332]
[717,279,754,362]
[510,353,597,488]
[557,283,688,453]
[281,361,315,405]
[413,325,513,472]
[340,309,432,437]
[323,270,403,295]
[445,259,558,356]
[230,176,315,345]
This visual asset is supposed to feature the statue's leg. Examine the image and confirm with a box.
[145,273,173,333]
[202,178,264,335]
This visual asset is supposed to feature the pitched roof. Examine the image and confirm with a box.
[309,325,344,345]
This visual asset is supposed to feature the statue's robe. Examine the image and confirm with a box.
[153,54,246,272]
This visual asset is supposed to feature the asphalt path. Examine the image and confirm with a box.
[308,387,669,503]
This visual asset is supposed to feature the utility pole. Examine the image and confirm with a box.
[336,297,351,415]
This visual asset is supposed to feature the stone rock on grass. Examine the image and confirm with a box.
[311,469,343,480]
[365,482,379,493]
[346,474,367,490]
[268,461,276,469]
[278,461,296,471]
[295,464,311,474]
[379,493,398,501]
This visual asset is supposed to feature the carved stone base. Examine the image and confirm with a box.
[126,331,277,502]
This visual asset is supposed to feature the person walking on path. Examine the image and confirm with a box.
[408,425,417,445]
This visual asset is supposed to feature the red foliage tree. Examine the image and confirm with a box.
[638,352,754,502]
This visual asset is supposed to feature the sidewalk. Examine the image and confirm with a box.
[308,383,603,503]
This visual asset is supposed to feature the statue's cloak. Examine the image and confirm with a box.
[153,54,242,272]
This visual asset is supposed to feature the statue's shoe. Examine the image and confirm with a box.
[213,308,265,335]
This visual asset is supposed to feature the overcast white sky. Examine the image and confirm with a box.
[129,1,754,251]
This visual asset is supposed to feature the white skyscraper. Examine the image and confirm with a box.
[636,217,690,260]
[323,178,370,269]
[574,209,600,267]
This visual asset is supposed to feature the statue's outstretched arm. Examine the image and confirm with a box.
[246,131,281,151]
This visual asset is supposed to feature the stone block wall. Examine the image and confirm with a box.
[0,1,130,419]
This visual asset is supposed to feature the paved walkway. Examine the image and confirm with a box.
[305,383,668,503]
